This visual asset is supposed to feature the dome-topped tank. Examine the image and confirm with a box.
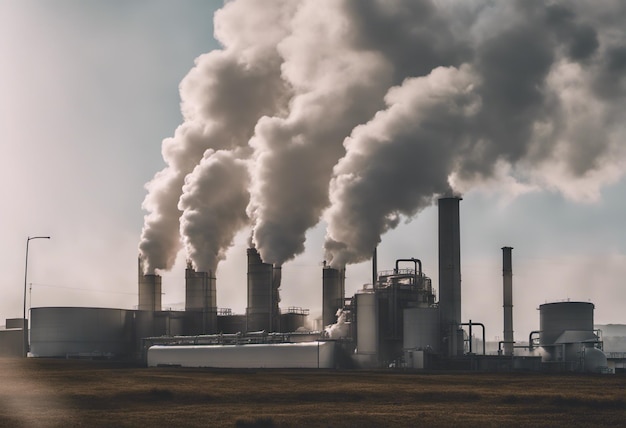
[539,302,594,347]
[583,346,607,373]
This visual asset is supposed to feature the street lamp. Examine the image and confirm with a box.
[23,235,50,356]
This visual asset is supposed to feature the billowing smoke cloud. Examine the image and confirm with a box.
[325,309,349,339]
[139,0,295,273]
[178,150,250,273]
[324,0,626,266]
[141,0,626,274]
[247,0,472,265]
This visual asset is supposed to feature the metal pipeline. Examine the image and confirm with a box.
[528,330,540,351]
[460,321,486,355]
[394,258,423,286]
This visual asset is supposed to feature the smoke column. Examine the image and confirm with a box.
[324,0,626,266]
[247,0,469,265]
[140,0,626,274]
[139,0,295,273]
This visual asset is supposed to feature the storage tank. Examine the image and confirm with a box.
[30,307,133,358]
[354,291,378,367]
[539,302,594,347]
[147,342,335,369]
[583,346,608,373]
[322,265,345,328]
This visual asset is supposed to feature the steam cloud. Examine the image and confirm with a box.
[140,0,626,273]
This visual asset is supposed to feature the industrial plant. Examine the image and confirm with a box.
[1,197,624,374]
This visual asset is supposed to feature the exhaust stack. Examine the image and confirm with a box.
[502,246,514,356]
[138,256,162,311]
[438,196,462,357]
[322,263,346,328]
[246,247,280,332]
[185,261,217,334]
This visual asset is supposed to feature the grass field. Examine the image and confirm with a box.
[0,358,624,427]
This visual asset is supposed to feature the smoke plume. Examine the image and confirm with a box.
[140,0,626,274]
[139,0,294,273]
[324,0,626,266]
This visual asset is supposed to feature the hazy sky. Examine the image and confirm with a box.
[2,1,625,343]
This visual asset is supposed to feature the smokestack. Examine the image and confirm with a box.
[185,261,217,334]
[272,264,282,332]
[502,246,514,356]
[322,265,346,328]
[438,196,462,357]
[138,270,162,312]
[372,247,377,288]
[246,247,278,332]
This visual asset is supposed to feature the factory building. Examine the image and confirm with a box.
[6,196,613,373]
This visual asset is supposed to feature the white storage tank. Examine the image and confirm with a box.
[583,346,608,373]
[354,291,378,367]
[147,341,335,368]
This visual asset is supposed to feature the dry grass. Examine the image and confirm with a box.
[0,358,624,427]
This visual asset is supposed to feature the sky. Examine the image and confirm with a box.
[1,0,625,343]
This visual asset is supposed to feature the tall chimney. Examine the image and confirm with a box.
[246,247,277,332]
[322,265,345,328]
[185,261,217,334]
[502,246,514,356]
[138,256,162,311]
[438,196,462,357]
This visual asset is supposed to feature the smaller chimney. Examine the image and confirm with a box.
[502,246,514,356]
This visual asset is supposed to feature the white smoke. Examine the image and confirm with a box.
[140,0,626,275]
[138,0,295,273]
[323,0,626,266]
[325,309,349,339]
[178,149,250,273]
[246,0,395,265]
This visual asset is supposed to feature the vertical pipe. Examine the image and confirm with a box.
[438,196,462,357]
[372,247,377,287]
[502,246,514,356]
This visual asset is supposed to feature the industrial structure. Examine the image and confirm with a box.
[3,196,619,373]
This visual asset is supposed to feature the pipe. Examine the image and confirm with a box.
[460,321,486,355]
[394,258,423,287]
[372,247,377,287]
[528,330,540,351]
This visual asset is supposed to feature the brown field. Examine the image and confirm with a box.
[0,358,624,427]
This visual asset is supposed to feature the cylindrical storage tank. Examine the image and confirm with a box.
[246,248,275,332]
[403,307,440,354]
[138,274,162,311]
[30,307,133,358]
[539,302,594,347]
[147,342,335,369]
[438,197,462,357]
[322,266,345,328]
[356,292,378,357]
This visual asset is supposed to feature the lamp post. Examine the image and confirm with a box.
[23,236,50,356]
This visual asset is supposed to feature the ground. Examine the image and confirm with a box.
[0,358,624,427]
